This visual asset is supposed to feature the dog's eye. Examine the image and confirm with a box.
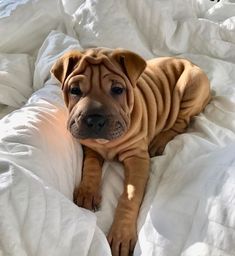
[70,86,82,96]
[111,81,124,95]
[111,86,124,95]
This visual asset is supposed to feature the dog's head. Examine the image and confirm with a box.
[51,48,146,142]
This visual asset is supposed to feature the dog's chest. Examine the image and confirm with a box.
[81,140,119,161]
[93,146,118,161]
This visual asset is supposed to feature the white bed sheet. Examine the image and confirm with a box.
[0,0,235,255]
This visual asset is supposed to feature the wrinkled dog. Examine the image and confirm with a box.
[51,48,211,256]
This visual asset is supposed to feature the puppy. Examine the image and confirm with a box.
[51,48,211,256]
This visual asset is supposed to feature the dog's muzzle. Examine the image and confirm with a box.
[68,112,126,141]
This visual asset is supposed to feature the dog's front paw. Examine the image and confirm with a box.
[73,184,102,211]
[107,223,137,256]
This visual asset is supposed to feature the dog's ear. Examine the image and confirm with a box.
[51,51,81,88]
[111,49,146,86]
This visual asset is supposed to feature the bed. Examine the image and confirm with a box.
[0,0,235,255]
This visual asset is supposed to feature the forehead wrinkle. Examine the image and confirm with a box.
[100,65,112,91]
[90,64,101,94]
[102,63,123,78]
[81,66,92,93]
[99,64,102,92]
[89,65,94,92]
[101,64,129,88]
[92,64,109,92]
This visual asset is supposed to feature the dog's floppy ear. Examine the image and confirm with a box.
[111,49,146,86]
[51,51,81,88]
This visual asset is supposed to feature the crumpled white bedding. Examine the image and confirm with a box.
[0,0,235,255]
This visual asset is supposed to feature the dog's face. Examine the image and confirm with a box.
[51,48,146,142]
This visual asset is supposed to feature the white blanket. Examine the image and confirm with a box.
[0,0,235,255]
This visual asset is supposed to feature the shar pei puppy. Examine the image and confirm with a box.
[51,48,211,256]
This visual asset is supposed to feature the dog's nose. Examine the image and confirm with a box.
[85,114,106,131]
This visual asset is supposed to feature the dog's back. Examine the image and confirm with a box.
[136,57,211,156]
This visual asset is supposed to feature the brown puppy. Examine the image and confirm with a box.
[51,48,211,256]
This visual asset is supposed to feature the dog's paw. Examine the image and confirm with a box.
[107,223,137,256]
[73,184,102,211]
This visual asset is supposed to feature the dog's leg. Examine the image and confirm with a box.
[74,146,104,211]
[107,153,150,256]
[149,121,187,156]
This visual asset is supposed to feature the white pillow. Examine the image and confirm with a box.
[62,0,84,15]
[73,0,235,62]
[0,53,33,118]
[0,83,111,256]
[0,83,82,198]
[73,0,154,59]
[0,0,65,54]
